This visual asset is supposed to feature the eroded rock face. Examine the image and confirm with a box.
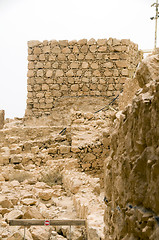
[0,110,5,129]
[104,53,159,239]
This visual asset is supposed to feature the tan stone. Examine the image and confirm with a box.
[42,84,49,91]
[6,210,23,220]
[73,46,79,53]
[70,62,79,69]
[21,198,37,205]
[37,69,43,77]
[91,63,98,69]
[103,62,113,68]
[62,47,71,54]
[52,46,61,54]
[90,45,97,53]
[0,110,5,129]
[43,46,50,53]
[59,145,71,154]
[46,70,53,77]
[78,39,87,45]
[28,40,41,48]
[55,70,64,77]
[66,70,74,77]
[116,60,128,68]
[81,45,88,53]
[98,46,107,52]
[82,62,89,68]
[27,70,34,77]
[93,70,101,77]
[34,47,41,55]
[39,190,53,201]
[71,84,79,91]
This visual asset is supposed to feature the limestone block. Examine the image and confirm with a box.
[48,148,58,154]
[37,69,43,77]
[0,196,13,208]
[38,190,53,201]
[43,45,50,53]
[83,153,96,162]
[71,84,79,91]
[42,84,49,91]
[93,70,101,77]
[109,53,119,60]
[70,62,79,69]
[69,40,77,45]
[73,46,79,53]
[28,62,34,69]
[11,155,22,164]
[81,45,88,53]
[59,145,71,154]
[27,70,34,77]
[78,39,87,45]
[61,85,68,91]
[35,62,43,69]
[66,70,74,77]
[52,46,61,54]
[59,40,68,46]
[78,53,85,59]
[6,209,23,220]
[23,206,43,219]
[28,55,36,61]
[82,62,89,68]
[88,38,96,45]
[62,47,71,54]
[21,198,37,205]
[44,62,51,68]
[28,40,41,48]
[98,46,107,52]
[57,53,66,60]
[55,69,64,77]
[116,60,128,68]
[104,69,113,77]
[103,62,113,68]
[91,63,99,69]
[30,226,51,240]
[46,70,53,77]
[39,54,45,60]
[90,45,97,53]
[68,54,76,60]
[33,47,41,55]
[0,110,5,129]
[122,69,129,76]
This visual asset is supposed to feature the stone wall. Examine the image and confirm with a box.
[25,38,142,118]
[104,53,159,240]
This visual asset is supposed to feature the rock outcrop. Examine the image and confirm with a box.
[104,52,159,239]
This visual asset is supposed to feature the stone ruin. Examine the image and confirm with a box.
[0,37,159,240]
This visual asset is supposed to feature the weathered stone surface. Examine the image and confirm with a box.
[135,51,159,88]
[0,110,5,129]
[38,190,53,201]
[104,53,159,240]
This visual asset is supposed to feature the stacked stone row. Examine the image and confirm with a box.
[26,38,141,117]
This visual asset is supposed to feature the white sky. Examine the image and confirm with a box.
[0,0,156,118]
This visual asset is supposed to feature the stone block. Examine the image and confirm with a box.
[28,40,41,48]
[59,145,71,154]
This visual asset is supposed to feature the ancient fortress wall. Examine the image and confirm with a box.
[104,53,159,240]
[25,38,142,118]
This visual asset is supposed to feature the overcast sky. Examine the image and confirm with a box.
[0,0,156,118]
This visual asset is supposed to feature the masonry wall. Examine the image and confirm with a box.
[25,38,142,118]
